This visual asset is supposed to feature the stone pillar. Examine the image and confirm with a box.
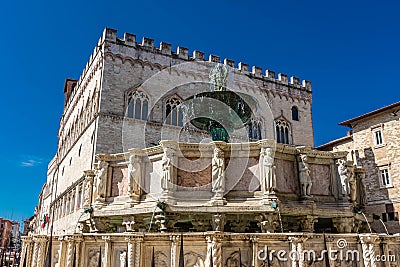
[103,236,112,267]
[125,236,135,267]
[250,236,259,267]
[20,237,33,267]
[74,185,80,211]
[75,237,83,267]
[288,236,307,267]
[58,236,67,267]
[170,235,179,267]
[31,238,40,267]
[360,235,379,267]
[26,238,34,267]
[206,235,223,267]
[134,236,144,267]
[65,236,75,267]
[35,236,48,267]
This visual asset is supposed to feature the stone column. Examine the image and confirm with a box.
[58,236,67,267]
[75,237,83,267]
[170,235,179,267]
[74,185,80,211]
[65,236,75,267]
[26,238,34,267]
[360,235,379,267]
[103,236,112,267]
[288,237,303,267]
[35,236,48,267]
[206,235,223,267]
[31,238,40,267]
[250,236,259,267]
[134,236,144,267]
[20,237,33,267]
[125,236,135,267]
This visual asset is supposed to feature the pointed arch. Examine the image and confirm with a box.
[275,117,291,144]
[165,95,183,126]
[126,90,149,120]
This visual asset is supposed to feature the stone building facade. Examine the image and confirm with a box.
[318,101,400,234]
[22,28,400,266]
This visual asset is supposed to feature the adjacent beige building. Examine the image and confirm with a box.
[318,101,400,234]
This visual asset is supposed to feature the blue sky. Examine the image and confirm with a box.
[0,0,399,221]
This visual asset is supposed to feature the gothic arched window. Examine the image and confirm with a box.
[291,106,299,121]
[247,119,262,140]
[165,96,183,126]
[275,119,291,144]
[127,91,149,120]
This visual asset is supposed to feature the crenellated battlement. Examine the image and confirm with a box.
[100,28,312,91]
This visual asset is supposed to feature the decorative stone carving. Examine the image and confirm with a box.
[337,158,349,195]
[170,235,179,267]
[211,213,226,232]
[210,142,226,205]
[333,217,354,233]
[161,147,173,192]
[83,170,95,208]
[191,216,211,232]
[299,215,317,232]
[256,213,279,233]
[347,165,357,206]
[65,237,75,267]
[259,147,276,196]
[209,63,228,91]
[212,147,225,194]
[119,251,127,267]
[184,251,205,267]
[94,160,108,201]
[206,236,223,267]
[356,170,368,206]
[122,216,136,232]
[298,154,312,198]
[127,151,143,200]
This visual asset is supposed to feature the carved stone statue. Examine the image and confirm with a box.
[348,166,357,205]
[209,63,228,91]
[161,148,173,192]
[119,251,127,267]
[128,154,141,196]
[357,171,368,206]
[83,171,94,207]
[211,147,225,196]
[298,154,312,197]
[211,213,226,232]
[337,159,349,195]
[260,147,276,195]
[94,161,108,200]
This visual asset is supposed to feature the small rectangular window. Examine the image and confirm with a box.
[380,168,392,187]
[374,130,383,145]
